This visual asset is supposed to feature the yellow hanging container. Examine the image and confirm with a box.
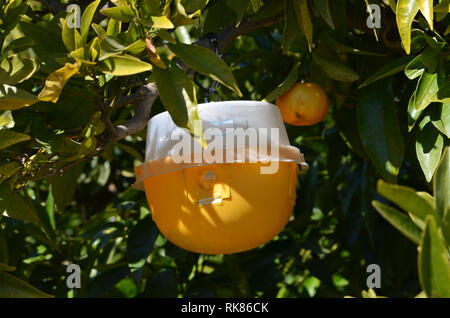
[133,101,308,254]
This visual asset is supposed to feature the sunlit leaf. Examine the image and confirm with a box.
[396,0,420,54]
[38,63,80,103]
[418,216,450,297]
[99,54,152,76]
[101,6,135,22]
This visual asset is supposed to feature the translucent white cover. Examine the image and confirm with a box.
[134,101,307,190]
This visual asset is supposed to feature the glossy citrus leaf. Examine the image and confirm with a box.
[38,63,80,103]
[415,72,450,111]
[141,15,175,29]
[0,55,39,85]
[418,216,450,297]
[396,0,420,54]
[408,94,423,131]
[262,61,299,103]
[79,0,101,47]
[417,0,433,30]
[153,63,202,140]
[313,0,334,29]
[98,55,152,76]
[377,179,437,221]
[106,18,121,36]
[357,93,404,183]
[0,272,54,298]
[430,103,450,138]
[434,0,450,12]
[293,0,313,52]
[0,84,38,110]
[358,56,414,88]
[372,201,422,244]
[416,115,444,182]
[0,130,30,150]
[168,43,242,96]
[100,6,135,22]
[127,215,159,263]
[434,147,449,241]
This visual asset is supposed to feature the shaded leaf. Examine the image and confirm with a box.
[262,61,299,102]
[416,115,444,182]
[0,272,53,298]
[357,93,404,183]
[0,130,30,150]
[358,56,414,88]
[127,215,159,263]
[0,84,38,110]
[313,0,334,29]
[49,163,85,213]
[293,0,313,52]
[372,201,422,244]
[430,103,450,138]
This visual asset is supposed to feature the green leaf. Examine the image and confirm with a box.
[430,103,450,138]
[358,56,414,88]
[434,0,450,12]
[408,94,423,131]
[4,193,40,224]
[0,55,39,86]
[99,35,146,61]
[396,0,420,54]
[168,43,242,96]
[0,263,15,272]
[417,0,433,30]
[141,15,175,29]
[227,0,250,26]
[1,37,35,55]
[262,61,299,103]
[312,47,360,82]
[61,14,80,52]
[372,201,422,244]
[153,63,201,137]
[416,115,444,182]
[79,0,101,47]
[415,72,450,111]
[49,163,84,213]
[99,54,152,76]
[0,130,30,150]
[0,272,54,298]
[101,6,135,22]
[282,0,301,54]
[127,215,159,264]
[293,0,313,52]
[377,179,437,222]
[107,18,122,36]
[0,84,38,110]
[434,147,449,241]
[357,93,405,183]
[404,47,439,80]
[313,0,334,29]
[418,216,450,297]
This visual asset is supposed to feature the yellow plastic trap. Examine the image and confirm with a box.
[133,101,307,254]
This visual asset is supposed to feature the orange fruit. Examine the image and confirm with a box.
[276,82,329,126]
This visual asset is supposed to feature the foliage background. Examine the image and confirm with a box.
[0,0,449,298]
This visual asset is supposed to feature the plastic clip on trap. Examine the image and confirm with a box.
[133,100,308,254]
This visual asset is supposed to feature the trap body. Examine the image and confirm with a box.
[134,101,307,254]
